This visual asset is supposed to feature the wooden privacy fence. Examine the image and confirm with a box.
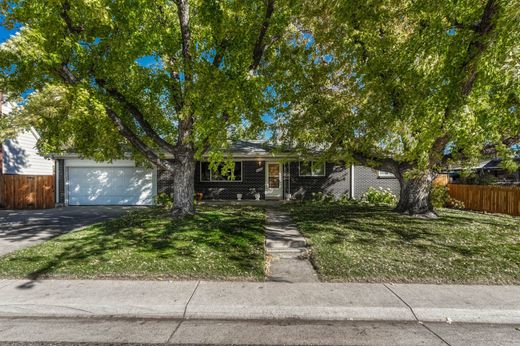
[447,184,520,216]
[0,175,55,209]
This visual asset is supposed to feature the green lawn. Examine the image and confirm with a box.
[285,203,520,284]
[0,205,266,280]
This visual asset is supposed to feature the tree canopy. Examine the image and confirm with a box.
[0,0,303,216]
[272,0,520,215]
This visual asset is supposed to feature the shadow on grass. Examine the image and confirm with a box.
[288,203,519,259]
[8,206,265,282]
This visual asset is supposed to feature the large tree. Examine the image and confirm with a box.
[272,0,520,217]
[0,0,301,217]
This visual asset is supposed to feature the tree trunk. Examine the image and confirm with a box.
[172,154,196,218]
[394,170,437,218]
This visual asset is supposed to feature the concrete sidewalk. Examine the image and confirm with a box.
[0,280,519,324]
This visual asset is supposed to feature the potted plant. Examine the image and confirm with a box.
[254,192,261,200]
[237,193,242,201]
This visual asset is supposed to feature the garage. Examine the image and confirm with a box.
[64,160,155,206]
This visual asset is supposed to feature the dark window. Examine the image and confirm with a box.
[200,162,242,182]
[299,161,326,177]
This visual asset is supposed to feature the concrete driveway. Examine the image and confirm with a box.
[0,206,135,256]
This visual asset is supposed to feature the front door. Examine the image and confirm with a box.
[265,162,282,199]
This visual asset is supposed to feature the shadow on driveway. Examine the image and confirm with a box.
[0,206,137,256]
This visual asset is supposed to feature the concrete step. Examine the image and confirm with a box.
[266,247,308,256]
[265,238,307,249]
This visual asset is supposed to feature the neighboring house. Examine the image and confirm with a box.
[2,128,55,176]
[448,157,520,185]
[0,94,55,209]
[0,95,54,176]
[53,140,400,206]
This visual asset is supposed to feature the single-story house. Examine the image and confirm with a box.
[53,140,400,206]
[448,157,520,185]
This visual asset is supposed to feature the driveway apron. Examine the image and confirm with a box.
[0,206,133,256]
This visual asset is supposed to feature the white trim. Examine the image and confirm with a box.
[298,161,326,177]
[65,167,69,206]
[265,161,283,199]
[199,161,243,182]
[64,159,138,167]
[377,170,396,178]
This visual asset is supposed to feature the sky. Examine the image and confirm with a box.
[0,17,19,43]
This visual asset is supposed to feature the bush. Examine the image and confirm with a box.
[431,185,450,208]
[154,193,173,209]
[446,197,465,209]
[361,187,397,206]
[430,185,465,209]
[311,192,335,203]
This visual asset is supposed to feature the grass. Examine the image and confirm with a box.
[0,205,266,280]
[285,203,520,284]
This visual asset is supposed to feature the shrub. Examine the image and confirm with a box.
[154,193,173,209]
[430,185,450,208]
[446,197,465,209]
[430,185,465,209]
[361,187,397,206]
[312,192,335,203]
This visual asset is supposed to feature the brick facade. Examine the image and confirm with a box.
[353,165,400,198]
[154,161,400,201]
[286,162,351,200]
[195,160,266,200]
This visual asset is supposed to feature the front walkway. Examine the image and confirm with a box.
[264,209,318,282]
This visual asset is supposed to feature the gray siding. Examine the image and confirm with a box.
[353,166,400,199]
[194,161,265,200]
[287,162,350,200]
[2,130,54,175]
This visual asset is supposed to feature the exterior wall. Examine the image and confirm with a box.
[2,130,54,175]
[287,162,351,200]
[157,161,399,201]
[194,160,266,200]
[353,165,400,199]
[157,162,175,195]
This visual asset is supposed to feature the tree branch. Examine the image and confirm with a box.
[105,107,175,170]
[54,64,177,166]
[351,151,409,175]
[481,134,520,156]
[56,63,80,84]
[460,0,497,97]
[430,0,498,160]
[249,0,275,71]
[213,38,228,68]
[175,0,192,81]
[95,78,178,155]
[60,0,84,34]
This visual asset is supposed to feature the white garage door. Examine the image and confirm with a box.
[68,167,154,205]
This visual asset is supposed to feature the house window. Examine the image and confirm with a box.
[377,170,395,178]
[200,161,243,182]
[299,161,326,177]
